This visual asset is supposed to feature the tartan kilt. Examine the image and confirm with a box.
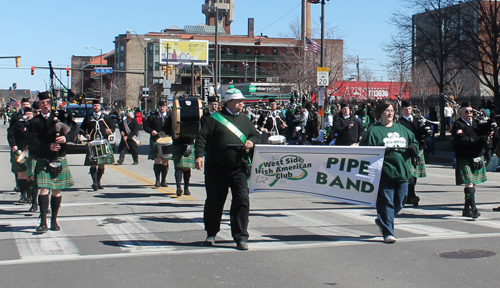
[11,151,28,173]
[84,144,115,166]
[36,157,74,190]
[148,139,172,160]
[411,150,427,178]
[455,157,487,185]
[26,155,38,177]
[172,144,195,169]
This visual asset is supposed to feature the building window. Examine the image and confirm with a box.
[246,48,251,54]
[226,47,231,55]
[82,60,86,66]
[273,63,278,69]
[221,63,225,68]
[120,62,124,68]
[273,48,278,55]
[154,45,159,55]
[154,62,159,71]
[254,49,259,55]
[233,49,238,55]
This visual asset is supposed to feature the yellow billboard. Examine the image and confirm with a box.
[160,39,209,66]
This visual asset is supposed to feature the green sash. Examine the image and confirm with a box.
[210,112,251,163]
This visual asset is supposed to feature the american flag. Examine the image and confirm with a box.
[305,37,322,54]
[9,97,21,108]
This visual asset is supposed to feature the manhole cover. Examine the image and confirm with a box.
[438,249,496,259]
[102,218,127,224]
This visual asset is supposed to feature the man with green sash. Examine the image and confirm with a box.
[195,86,260,251]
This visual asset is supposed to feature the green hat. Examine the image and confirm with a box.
[224,85,245,101]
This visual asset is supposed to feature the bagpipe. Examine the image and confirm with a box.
[442,94,489,124]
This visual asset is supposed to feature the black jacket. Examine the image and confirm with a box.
[80,112,116,141]
[398,116,431,150]
[333,115,364,146]
[143,111,168,142]
[452,118,489,159]
[118,118,139,139]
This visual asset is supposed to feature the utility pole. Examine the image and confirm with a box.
[214,7,219,96]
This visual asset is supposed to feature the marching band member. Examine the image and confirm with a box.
[201,96,219,125]
[144,100,170,187]
[80,99,116,191]
[27,92,77,232]
[333,103,364,146]
[8,98,31,195]
[258,98,286,144]
[9,107,34,204]
[452,102,492,219]
[27,102,41,212]
[398,101,433,206]
[117,112,140,165]
[195,86,261,250]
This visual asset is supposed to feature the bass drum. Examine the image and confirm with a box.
[172,97,203,139]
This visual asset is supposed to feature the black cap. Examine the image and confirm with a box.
[401,100,412,108]
[24,107,32,112]
[269,98,276,103]
[21,98,30,103]
[32,102,40,110]
[208,96,219,103]
[340,103,349,109]
[92,99,101,105]
[461,102,471,108]
[38,91,51,101]
[158,99,167,106]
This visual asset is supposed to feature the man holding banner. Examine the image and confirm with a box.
[195,86,260,251]
[360,100,419,243]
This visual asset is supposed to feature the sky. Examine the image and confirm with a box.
[0,0,409,93]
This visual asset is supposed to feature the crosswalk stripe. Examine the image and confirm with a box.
[397,224,469,236]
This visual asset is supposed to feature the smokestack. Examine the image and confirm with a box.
[248,18,254,38]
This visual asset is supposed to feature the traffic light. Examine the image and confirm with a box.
[31,66,35,75]
[162,65,167,76]
[169,65,173,75]
[15,57,20,68]
[66,67,70,76]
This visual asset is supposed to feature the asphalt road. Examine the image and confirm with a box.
[1,123,500,288]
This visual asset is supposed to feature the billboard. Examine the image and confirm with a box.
[160,39,209,66]
[329,81,410,102]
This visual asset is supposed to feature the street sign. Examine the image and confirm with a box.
[317,67,329,86]
[163,89,171,95]
[94,67,113,74]
[163,80,171,89]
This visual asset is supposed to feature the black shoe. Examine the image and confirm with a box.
[184,189,191,196]
[92,183,98,191]
[412,196,420,207]
[98,184,104,189]
[462,208,472,217]
[36,224,48,232]
[132,162,139,165]
[176,188,183,197]
[155,181,161,187]
[205,236,216,246]
[50,221,60,231]
[493,206,500,212]
[471,208,481,219]
[160,182,168,187]
[29,204,38,212]
[14,186,20,192]
[236,241,249,250]
[117,160,123,165]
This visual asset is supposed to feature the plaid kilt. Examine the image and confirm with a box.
[11,151,28,173]
[84,144,114,166]
[455,157,487,185]
[148,139,172,160]
[411,149,426,178]
[36,157,74,190]
[172,144,195,169]
[26,155,38,177]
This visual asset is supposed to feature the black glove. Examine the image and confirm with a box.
[411,156,421,167]
[407,145,418,155]
[472,157,483,171]
[424,126,433,137]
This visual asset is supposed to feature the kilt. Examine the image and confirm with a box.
[411,149,426,178]
[84,144,114,166]
[148,139,172,160]
[11,151,28,173]
[36,157,74,190]
[26,154,38,177]
[172,144,195,169]
[455,157,487,185]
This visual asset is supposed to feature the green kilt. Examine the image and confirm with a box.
[36,157,74,190]
[172,144,195,169]
[11,151,28,173]
[148,138,172,160]
[455,157,487,185]
[411,149,427,178]
[26,154,38,177]
[84,144,115,166]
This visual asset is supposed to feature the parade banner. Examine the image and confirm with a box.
[249,145,386,207]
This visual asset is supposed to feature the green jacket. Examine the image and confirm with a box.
[359,122,419,182]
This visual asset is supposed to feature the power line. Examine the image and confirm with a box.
[257,2,301,34]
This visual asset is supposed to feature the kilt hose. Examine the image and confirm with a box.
[455,157,487,185]
[35,157,74,190]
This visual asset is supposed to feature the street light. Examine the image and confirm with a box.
[242,62,249,82]
[86,46,103,101]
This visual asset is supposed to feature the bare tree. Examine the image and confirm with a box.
[412,63,438,114]
[382,34,412,98]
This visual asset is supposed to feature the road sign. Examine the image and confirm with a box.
[317,67,329,86]
[94,67,113,74]
[164,89,171,95]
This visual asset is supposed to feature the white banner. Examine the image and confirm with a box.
[249,145,386,207]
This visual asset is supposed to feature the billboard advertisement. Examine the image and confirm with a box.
[160,39,209,66]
